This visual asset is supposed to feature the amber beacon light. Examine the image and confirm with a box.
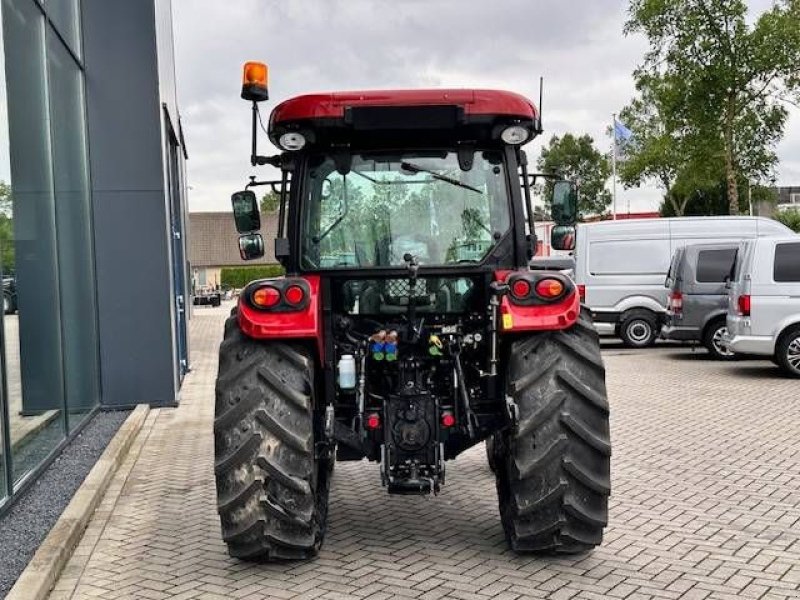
[241,61,269,102]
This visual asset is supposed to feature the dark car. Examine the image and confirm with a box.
[661,242,738,359]
[3,275,17,315]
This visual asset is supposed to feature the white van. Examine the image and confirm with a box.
[726,236,800,377]
[573,216,792,347]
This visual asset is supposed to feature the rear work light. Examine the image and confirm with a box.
[535,278,565,300]
[737,294,751,317]
[252,285,281,308]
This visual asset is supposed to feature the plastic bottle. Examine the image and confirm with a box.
[338,354,356,389]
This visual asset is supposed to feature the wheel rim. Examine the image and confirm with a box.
[627,320,651,344]
[788,336,800,372]
[712,326,734,357]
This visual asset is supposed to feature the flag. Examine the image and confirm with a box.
[614,119,633,142]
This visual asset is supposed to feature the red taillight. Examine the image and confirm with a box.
[669,291,683,313]
[535,278,565,299]
[577,284,586,302]
[252,285,281,308]
[441,411,455,428]
[284,285,305,305]
[737,294,751,317]
[366,413,381,430]
[511,279,531,299]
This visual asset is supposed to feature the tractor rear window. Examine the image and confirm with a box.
[299,150,511,269]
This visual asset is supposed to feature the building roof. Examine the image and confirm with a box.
[189,211,279,267]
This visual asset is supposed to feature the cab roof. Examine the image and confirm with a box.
[267,89,540,150]
[269,89,538,125]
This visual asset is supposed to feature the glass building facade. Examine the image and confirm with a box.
[0,0,188,510]
[0,0,100,503]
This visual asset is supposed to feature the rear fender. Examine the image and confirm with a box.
[237,274,324,360]
[494,270,579,332]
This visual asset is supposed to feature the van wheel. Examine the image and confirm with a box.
[776,326,800,378]
[619,311,657,348]
[703,319,735,360]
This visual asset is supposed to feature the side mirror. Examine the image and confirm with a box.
[231,190,260,233]
[551,180,578,226]
[551,225,576,251]
[238,233,265,261]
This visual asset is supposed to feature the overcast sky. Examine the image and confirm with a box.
[172,0,800,215]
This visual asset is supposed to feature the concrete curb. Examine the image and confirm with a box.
[6,404,150,600]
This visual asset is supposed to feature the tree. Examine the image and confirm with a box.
[0,181,14,271]
[625,0,800,215]
[260,190,280,213]
[0,180,12,217]
[538,133,611,217]
[774,208,800,233]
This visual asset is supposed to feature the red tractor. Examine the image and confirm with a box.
[214,62,610,561]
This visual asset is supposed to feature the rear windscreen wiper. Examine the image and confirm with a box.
[400,162,482,194]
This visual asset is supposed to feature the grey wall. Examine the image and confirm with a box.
[82,0,177,407]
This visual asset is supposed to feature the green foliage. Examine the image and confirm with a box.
[773,208,800,232]
[0,181,14,271]
[624,0,800,215]
[220,264,285,289]
[537,133,611,217]
[659,181,771,217]
[260,190,280,213]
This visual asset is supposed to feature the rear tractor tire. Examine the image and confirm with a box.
[495,308,611,554]
[214,314,331,560]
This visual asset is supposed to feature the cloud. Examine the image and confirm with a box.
[173,0,799,213]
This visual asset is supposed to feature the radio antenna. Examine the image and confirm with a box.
[538,76,544,132]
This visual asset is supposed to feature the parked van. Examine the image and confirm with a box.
[662,243,738,359]
[574,217,792,348]
[726,236,800,377]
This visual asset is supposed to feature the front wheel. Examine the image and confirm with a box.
[214,316,331,560]
[495,308,611,554]
[703,320,735,360]
[776,326,800,378]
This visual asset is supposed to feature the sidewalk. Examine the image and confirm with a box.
[46,301,800,600]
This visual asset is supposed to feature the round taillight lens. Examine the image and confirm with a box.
[511,279,531,299]
[535,278,565,299]
[441,412,456,428]
[366,413,381,430]
[252,286,281,308]
[284,285,305,305]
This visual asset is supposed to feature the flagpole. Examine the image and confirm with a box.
[611,113,617,220]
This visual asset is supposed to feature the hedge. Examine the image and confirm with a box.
[220,264,285,289]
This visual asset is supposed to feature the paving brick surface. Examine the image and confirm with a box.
[48,302,800,599]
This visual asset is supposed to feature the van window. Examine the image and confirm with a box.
[696,248,737,283]
[774,243,800,282]
[589,239,671,275]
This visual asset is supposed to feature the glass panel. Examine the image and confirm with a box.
[774,243,800,282]
[696,248,736,283]
[46,0,80,59]
[47,32,99,431]
[301,150,511,269]
[1,0,67,483]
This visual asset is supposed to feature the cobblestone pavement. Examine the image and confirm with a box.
[47,302,800,600]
